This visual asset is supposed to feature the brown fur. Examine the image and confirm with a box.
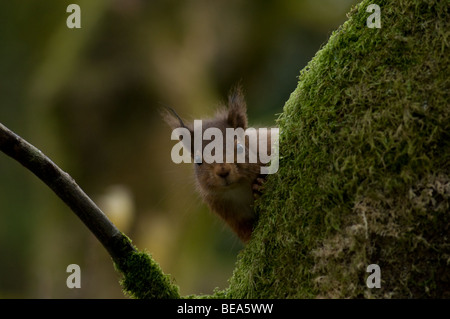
[163,86,270,243]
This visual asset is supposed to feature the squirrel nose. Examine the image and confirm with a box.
[216,165,230,178]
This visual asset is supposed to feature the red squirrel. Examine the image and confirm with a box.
[163,86,275,243]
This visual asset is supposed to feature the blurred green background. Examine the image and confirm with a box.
[0,0,358,298]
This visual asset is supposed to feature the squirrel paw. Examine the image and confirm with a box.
[252,176,266,199]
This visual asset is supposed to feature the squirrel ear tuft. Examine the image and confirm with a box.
[160,107,195,156]
[161,106,190,130]
[227,86,248,129]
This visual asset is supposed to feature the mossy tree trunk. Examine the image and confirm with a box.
[223,0,449,298]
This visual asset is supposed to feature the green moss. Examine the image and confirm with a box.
[220,0,449,298]
[115,248,180,299]
[115,0,448,299]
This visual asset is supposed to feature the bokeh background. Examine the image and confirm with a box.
[0,0,358,298]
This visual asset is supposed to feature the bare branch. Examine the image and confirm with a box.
[0,122,135,262]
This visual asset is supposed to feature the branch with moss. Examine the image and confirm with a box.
[0,122,179,299]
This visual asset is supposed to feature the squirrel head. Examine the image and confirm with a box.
[162,86,261,195]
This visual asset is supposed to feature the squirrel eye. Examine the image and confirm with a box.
[236,143,244,154]
[194,154,202,165]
